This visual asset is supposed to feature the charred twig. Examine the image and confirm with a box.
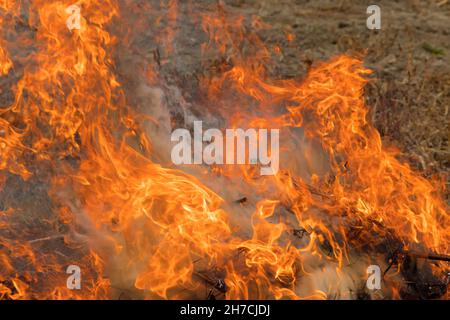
[207,289,216,300]
[194,271,227,294]
[153,48,161,68]
[292,228,309,239]
[235,197,247,204]
[404,251,450,262]
[384,247,402,275]
[385,248,450,276]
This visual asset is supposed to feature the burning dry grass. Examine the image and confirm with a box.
[368,69,449,197]
[0,0,449,300]
[244,0,450,199]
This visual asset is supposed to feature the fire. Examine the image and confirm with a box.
[0,1,448,300]
[0,1,16,75]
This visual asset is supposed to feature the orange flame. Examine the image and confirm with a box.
[0,1,448,300]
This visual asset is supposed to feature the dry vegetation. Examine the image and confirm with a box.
[219,0,450,199]
[0,0,448,300]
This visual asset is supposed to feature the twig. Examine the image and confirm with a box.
[28,235,64,244]
[405,251,450,262]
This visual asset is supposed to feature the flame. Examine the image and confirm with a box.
[0,1,448,300]
[0,1,17,75]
